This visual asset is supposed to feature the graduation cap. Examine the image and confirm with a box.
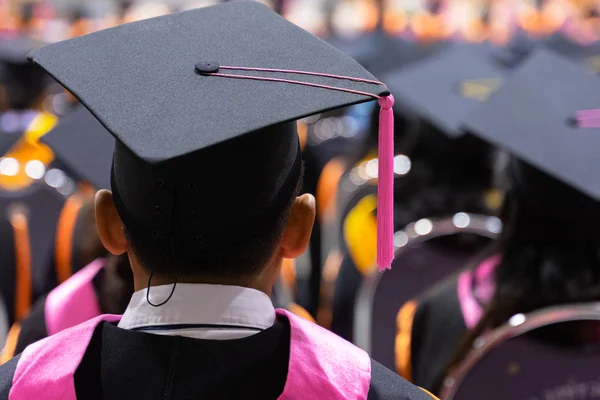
[382,43,507,137]
[494,32,600,73]
[41,106,114,190]
[324,30,384,68]
[462,48,600,202]
[543,33,600,72]
[28,2,396,269]
[366,35,449,78]
[0,36,48,110]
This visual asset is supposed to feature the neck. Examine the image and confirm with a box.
[128,252,283,298]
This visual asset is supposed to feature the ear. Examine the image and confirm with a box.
[95,190,127,255]
[280,194,316,259]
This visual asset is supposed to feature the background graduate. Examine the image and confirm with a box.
[400,49,600,394]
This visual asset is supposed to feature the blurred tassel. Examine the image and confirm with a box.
[576,109,600,128]
[377,94,395,271]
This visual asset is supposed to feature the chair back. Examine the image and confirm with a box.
[354,213,501,370]
[440,303,600,400]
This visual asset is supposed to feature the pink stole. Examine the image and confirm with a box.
[456,255,500,330]
[44,259,104,336]
[10,309,371,399]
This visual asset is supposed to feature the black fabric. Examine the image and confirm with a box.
[41,106,114,190]
[331,255,362,342]
[110,133,301,254]
[29,2,387,164]
[0,36,48,110]
[0,184,64,325]
[18,185,65,301]
[29,1,389,257]
[75,320,291,400]
[0,217,16,324]
[3,319,434,399]
[382,43,507,138]
[411,275,466,394]
[367,359,435,400]
[14,295,49,356]
[462,48,600,201]
[0,353,20,399]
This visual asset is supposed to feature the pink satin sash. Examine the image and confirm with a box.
[457,255,500,330]
[45,259,104,336]
[277,309,371,399]
[10,315,121,400]
[10,309,371,399]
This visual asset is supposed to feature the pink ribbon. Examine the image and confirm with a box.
[576,109,600,128]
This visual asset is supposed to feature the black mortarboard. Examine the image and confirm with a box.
[366,35,449,78]
[41,106,114,190]
[493,32,600,72]
[492,30,539,69]
[462,48,600,201]
[382,43,506,137]
[324,30,384,68]
[29,2,396,268]
[0,36,48,110]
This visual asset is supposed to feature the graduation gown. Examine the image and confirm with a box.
[0,310,437,400]
[2,260,105,360]
[398,256,498,394]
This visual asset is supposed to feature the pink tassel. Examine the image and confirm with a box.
[377,95,395,270]
[576,109,600,128]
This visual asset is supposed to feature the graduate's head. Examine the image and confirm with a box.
[0,36,49,111]
[29,1,393,287]
[95,121,315,288]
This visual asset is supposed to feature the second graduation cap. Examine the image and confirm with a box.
[462,48,600,201]
[0,35,48,110]
[41,106,114,190]
[28,1,396,269]
[382,43,507,137]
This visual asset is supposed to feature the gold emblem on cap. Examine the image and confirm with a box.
[458,78,503,101]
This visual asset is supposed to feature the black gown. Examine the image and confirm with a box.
[406,276,466,395]
[0,320,437,400]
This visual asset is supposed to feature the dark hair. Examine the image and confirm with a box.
[127,167,305,279]
[447,157,600,372]
[394,124,495,228]
[1,64,47,110]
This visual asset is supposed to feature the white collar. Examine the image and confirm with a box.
[118,283,276,338]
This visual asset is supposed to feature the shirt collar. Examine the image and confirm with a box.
[118,283,276,332]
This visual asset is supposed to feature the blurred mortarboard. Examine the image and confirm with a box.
[493,31,600,73]
[0,35,44,65]
[382,43,506,137]
[0,36,48,110]
[324,30,384,68]
[41,106,113,190]
[29,2,396,267]
[544,34,600,74]
[366,35,449,78]
[462,48,600,201]
[492,30,539,69]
